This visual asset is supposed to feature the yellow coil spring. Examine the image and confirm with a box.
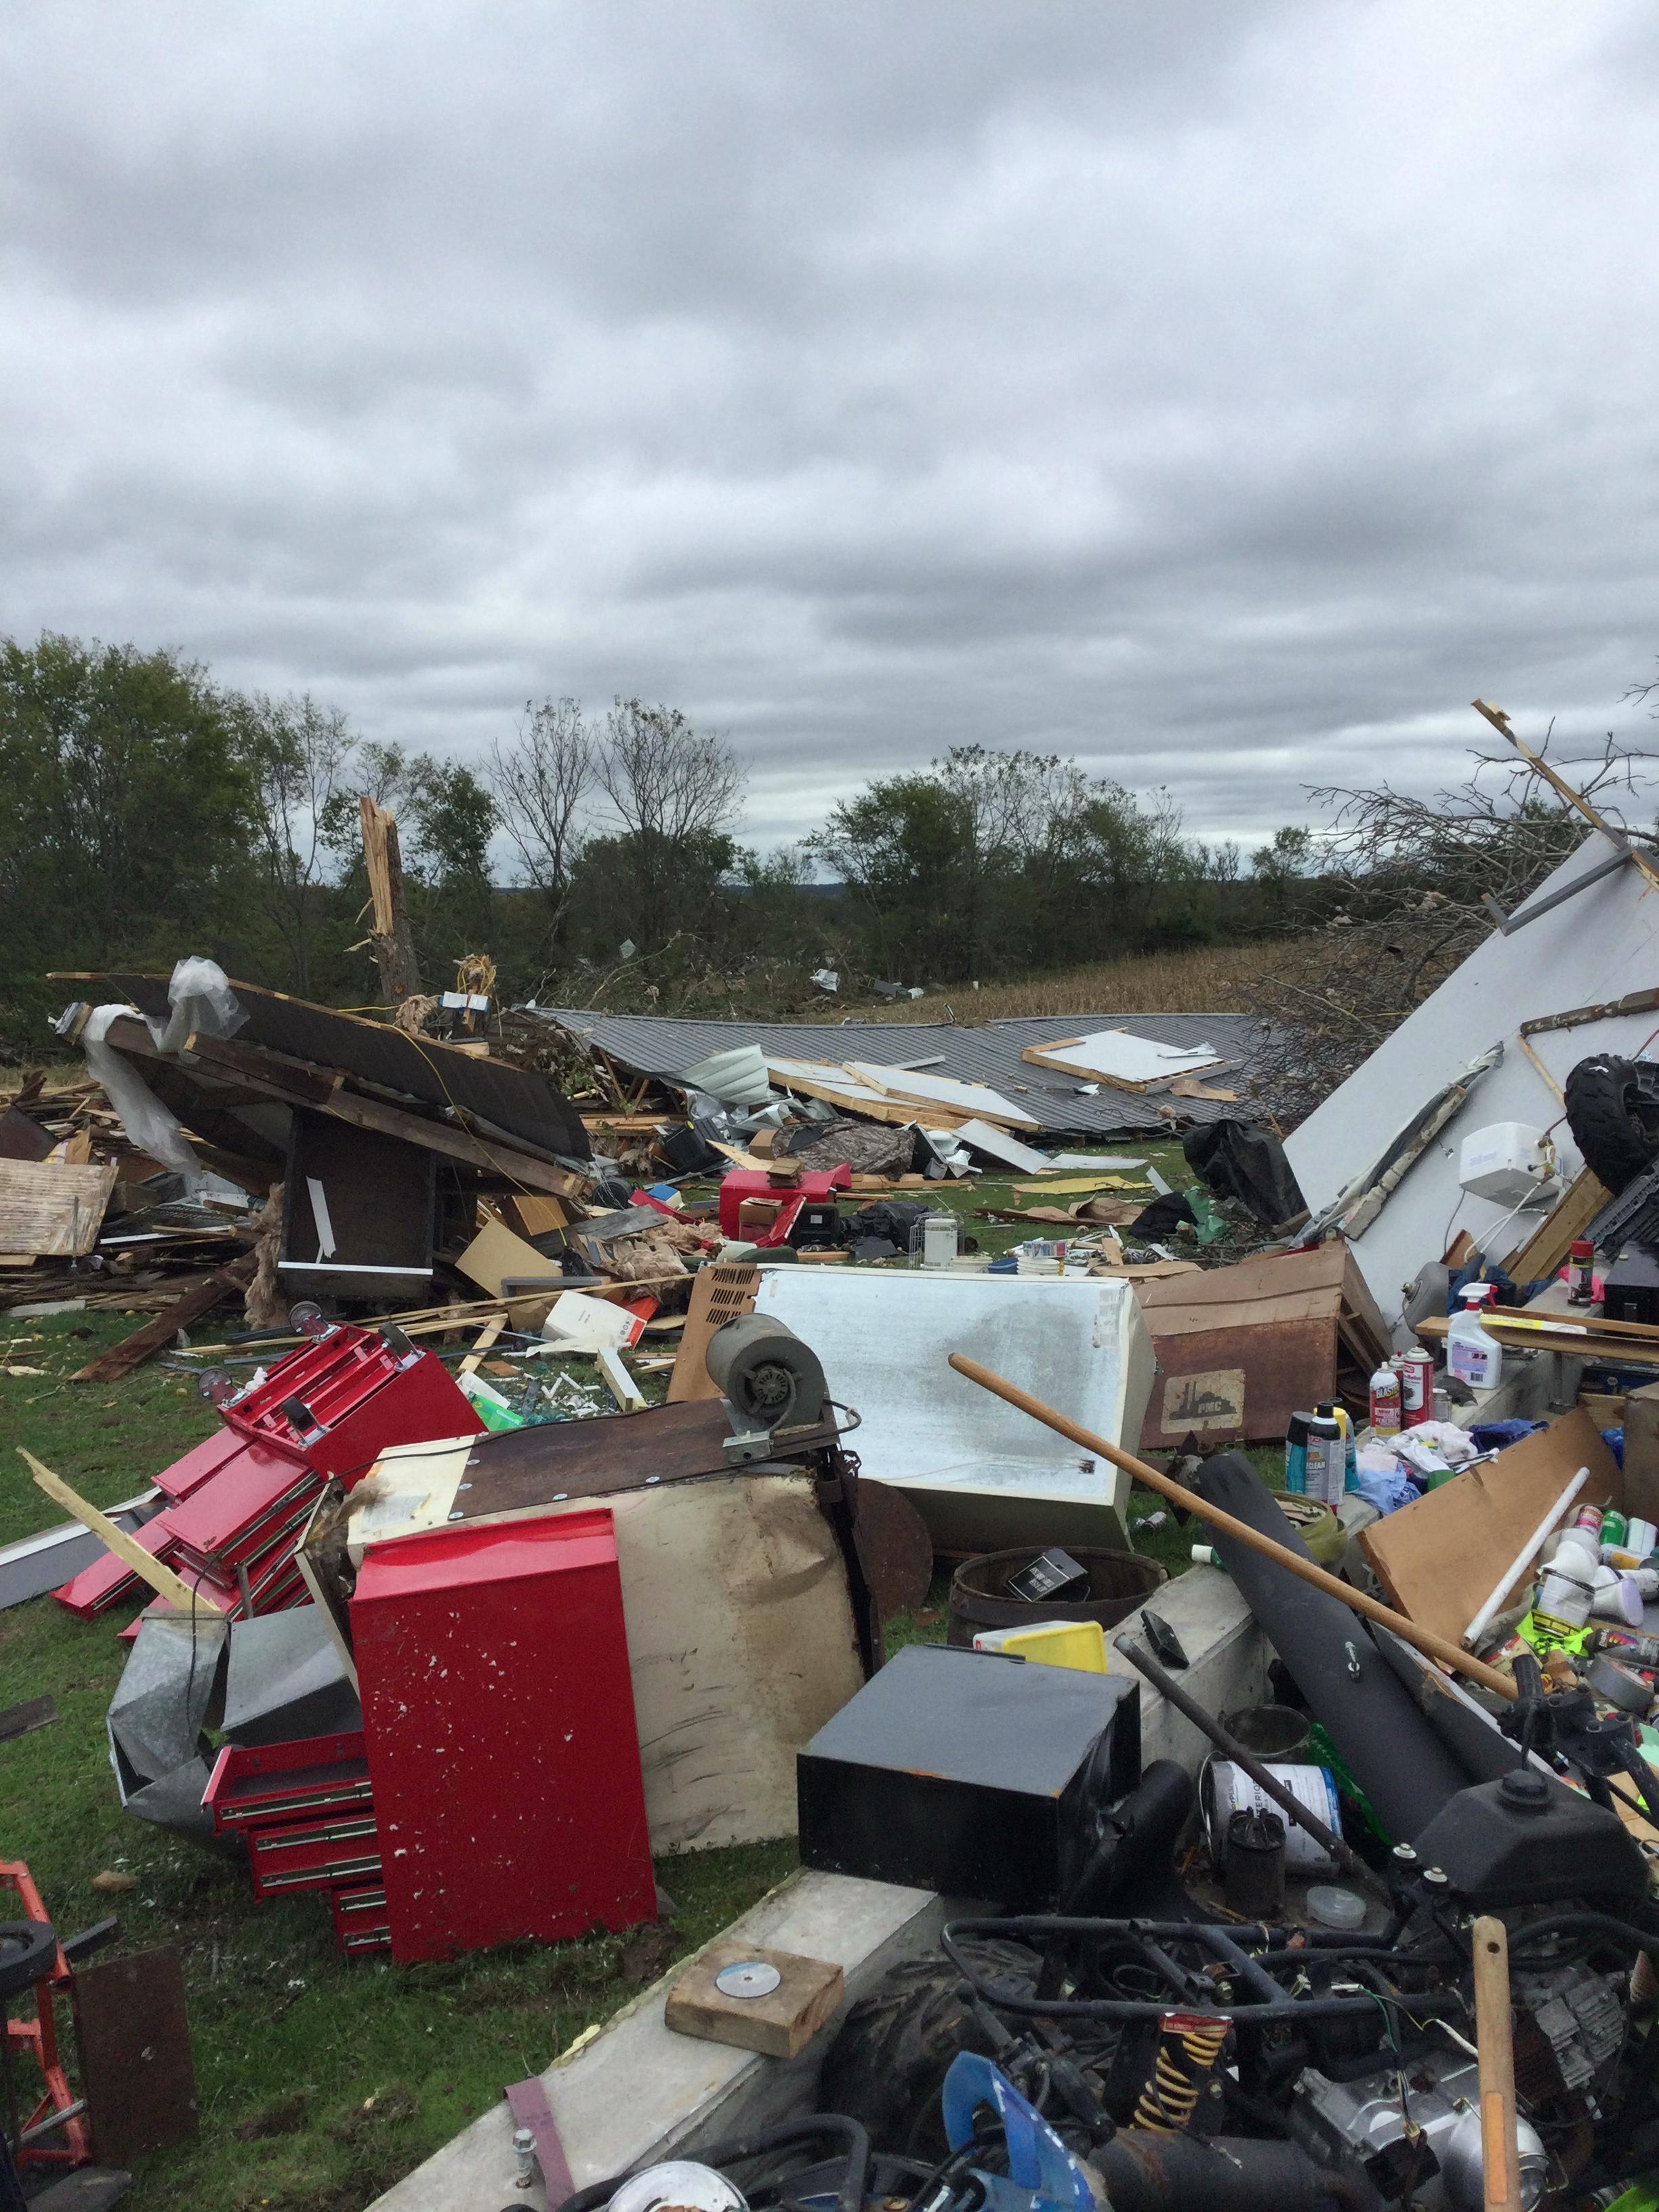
[1132,2013,1229,2135]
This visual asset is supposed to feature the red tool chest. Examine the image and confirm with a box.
[248,1812,382,1899]
[352,1511,656,1963]
[331,1881,392,1957]
[54,1321,481,1625]
[220,1322,480,1488]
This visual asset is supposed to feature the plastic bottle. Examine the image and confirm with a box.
[1447,1285,1503,1391]
[1316,1399,1357,1494]
[1305,1414,1346,1509]
[1284,1412,1311,1496]
[1368,1362,1403,1437]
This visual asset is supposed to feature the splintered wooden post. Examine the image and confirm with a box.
[359,795,422,1005]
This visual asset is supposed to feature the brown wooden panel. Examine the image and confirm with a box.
[74,1945,197,2165]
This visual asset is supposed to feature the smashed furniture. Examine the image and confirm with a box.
[753,1268,1153,1551]
[1134,1242,1391,1450]
[55,1315,482,1624]
[300,1328,884,1856]
[50,963,592,1307]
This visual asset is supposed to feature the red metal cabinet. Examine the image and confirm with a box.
[351,1511,655,1963]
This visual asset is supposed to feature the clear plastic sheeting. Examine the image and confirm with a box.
[145,956,247,1054]
[82,1005,211,1187]
[81,958,250,1193]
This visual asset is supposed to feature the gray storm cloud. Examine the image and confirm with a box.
[3,0,1658,857]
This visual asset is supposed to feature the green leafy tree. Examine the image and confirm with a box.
[0,632,257,1035]
[233,691,359,993]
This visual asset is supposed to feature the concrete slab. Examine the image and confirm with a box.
[369,1570,1267,2212]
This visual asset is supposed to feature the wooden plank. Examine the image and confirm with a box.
[1414,1313,1659,1366]
[20,1450,228,1615]
[1503,1167,1611,1283]
[840,1061,1038,1132]
[67,1256,254,1384]
[0,1160,118,1256]
[458,1316,506,1375]
[764,1058,968,1130]
[1359,1411,1619,1648]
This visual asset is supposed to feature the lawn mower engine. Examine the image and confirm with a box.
[799,1762,1659,2212]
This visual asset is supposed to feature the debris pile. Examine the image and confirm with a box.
[22,770,1659,2210]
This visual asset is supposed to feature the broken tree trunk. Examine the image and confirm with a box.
[359,796,422,1006]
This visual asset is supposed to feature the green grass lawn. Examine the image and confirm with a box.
[0,1137,1227,2211]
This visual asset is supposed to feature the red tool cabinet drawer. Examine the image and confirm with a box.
[204,1732,371,1834]
[248,1813,381,1898]
[331,1882,392,1957]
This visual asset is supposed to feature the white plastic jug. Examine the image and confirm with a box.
[1447,1286,1503,1392]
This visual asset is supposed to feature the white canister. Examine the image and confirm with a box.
[1202,1759,1341,1874]
[1536,1563,1595,1628]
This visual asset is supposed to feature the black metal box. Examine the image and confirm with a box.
[797,1643,1140,1906]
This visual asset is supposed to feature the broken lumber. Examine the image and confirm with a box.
[68,1254,254,1383]
[20,1450,228,1616]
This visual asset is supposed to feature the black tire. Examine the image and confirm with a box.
[0,1921,57,2002]
[1565,1056,1659,1195]
[818,1941,1040,2160]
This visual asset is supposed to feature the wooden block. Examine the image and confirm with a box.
[747,1127,780,1158]
[664,1940,844,2058]
[798,1248,848,1263]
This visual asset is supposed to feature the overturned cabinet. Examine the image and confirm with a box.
[279,1110,437,1303]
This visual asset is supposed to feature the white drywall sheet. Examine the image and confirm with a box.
[754,1268,1153,1551]
[1285,832,1659,1327]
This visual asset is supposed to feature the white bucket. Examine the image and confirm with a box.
[1202,1758,1341,1874]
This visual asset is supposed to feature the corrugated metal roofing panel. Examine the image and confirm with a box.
[535,1008,1273,1136]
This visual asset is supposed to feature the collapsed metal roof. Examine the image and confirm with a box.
[534,1008,1273,1136]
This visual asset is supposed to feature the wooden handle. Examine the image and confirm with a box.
[947,1353,1518,1702]
[1471,1914,1521,2212]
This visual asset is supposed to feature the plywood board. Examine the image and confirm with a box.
[764,1057,968,1130]
[0,1159,117,1256]
[1359,1410,1620,1650]
[842,1062,1039,1131]
[1019,1029,1225,1091]
[1503,1166,1612,1282]
[457,1214,552,1297]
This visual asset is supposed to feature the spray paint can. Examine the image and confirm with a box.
[1305,1414,1346,1508]
[1394,1348,1434,1428]
[1284,1412,1311,1496]
[1569,1240,1595,1305]
[1315,1400,1357,1494]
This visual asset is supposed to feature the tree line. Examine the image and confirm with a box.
[0,630,1307,1047]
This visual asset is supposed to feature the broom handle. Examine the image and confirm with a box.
[947,1353,1517,1703]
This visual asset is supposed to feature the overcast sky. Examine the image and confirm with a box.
[4,3,1659,861]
